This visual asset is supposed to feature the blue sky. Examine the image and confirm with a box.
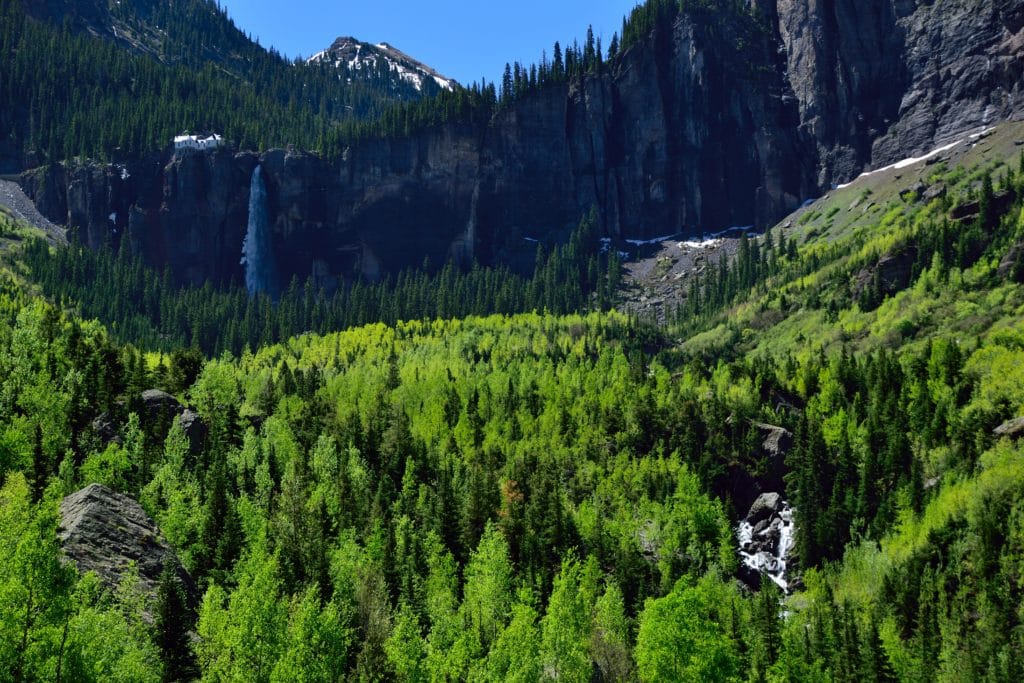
[219,1,642,86]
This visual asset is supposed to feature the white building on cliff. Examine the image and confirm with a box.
[174,134,223,152]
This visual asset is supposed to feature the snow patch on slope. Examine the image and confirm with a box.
[836,139,964,189]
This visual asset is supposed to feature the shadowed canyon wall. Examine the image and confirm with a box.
[21,1,1024,287]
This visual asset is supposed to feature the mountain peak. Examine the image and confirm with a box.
[308,36,455,92]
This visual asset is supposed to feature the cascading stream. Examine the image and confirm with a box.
[737,497,796,592]
[241,165,279,299]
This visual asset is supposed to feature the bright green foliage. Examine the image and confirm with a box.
[480,593,543,682]
[635,576,742,682]
[61,572,162,683]
[0,474,75,681]
[461,522,513,649]
[384,603,427,682]
[271,588,351,683]
[196,553,287,682]
[539,558,593,682]
[591,580,634,681]
[79,441,133,492]
[1,139,1024,681]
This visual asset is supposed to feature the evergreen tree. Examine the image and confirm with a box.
[155,559,195,683]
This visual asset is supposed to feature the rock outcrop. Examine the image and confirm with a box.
[998,239,1024,281]
[854,244,919,299]
[951,189,1019,224]
[746,492,784,527]
[755,423,794,460]
[58,484,198,610]
[994,416,1024,439]
[723,422,793,517]
[20,1,1024,286]
[141,389,183,417]
[178,408,207,455]
[90,412,120,446]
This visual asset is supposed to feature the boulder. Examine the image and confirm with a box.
[746,492,783,527]
[993,417,1024,439]
[900,183,927,202]
[90,412,121,445]
[754,423,793,459]
[922,184,947,202]
[141,388,183,417]
[768,387,803,413]
[737,563,763,591]
[58,484,198,613]
[998,240,1024,281]
[854,245,918,298]
[178,409,208,455]
[950,190,1018,224]
[751,517,772,537]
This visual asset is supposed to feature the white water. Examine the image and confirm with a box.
[737,501,796,592]
[241,166,279,298]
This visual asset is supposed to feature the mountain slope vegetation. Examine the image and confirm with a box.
[1,104,1023,680]
[1,1,1024,681]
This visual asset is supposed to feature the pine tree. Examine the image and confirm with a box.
[155,558,196,682]
[31,423,47,502]
[751,581,782,679]
[861,622,897,683]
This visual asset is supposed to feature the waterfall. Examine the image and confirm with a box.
[241,165,278,298]
[737,499,796,592]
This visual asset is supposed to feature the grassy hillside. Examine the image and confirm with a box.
[679,122,1024,359]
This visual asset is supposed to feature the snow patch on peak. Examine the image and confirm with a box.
[307,36,455,92]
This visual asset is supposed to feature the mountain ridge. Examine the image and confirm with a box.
[19,0,262,70]
[10,0,1024,290]
[308,36,456,93]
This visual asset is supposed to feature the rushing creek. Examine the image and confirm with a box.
[737,498,796,592]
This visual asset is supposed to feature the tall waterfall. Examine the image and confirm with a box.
[241,165,278,298]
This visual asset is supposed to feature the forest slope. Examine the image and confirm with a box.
[1,118,1024,677]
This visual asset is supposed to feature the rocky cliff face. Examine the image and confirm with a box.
[762,0,1024,185]
[21,1,1024,287]
[58,483,199,611]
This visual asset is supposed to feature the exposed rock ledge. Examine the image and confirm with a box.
[58,483,198,610]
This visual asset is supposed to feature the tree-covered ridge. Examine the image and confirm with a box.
[25,0,269,70]
[0,0,761,166]
[19,210,620,355]
[0,0,460,164]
